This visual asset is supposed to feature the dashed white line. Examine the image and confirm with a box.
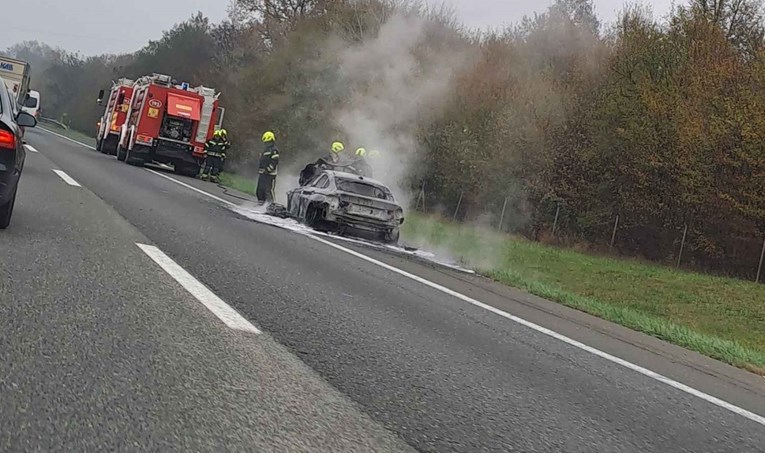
[136,243,261,334]
[41,128,765,427]
[52,169,81,187]
[24,144,38,153]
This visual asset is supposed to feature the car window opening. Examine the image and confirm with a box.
[337,179,391,200]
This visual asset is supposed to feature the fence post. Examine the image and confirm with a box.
[757,236,765,283]
[551,203,561,236]
[453,192,464,222]
[415,182,425,211]
[676,224,688,269]
[498,197,509,231]
[610,215,620,251]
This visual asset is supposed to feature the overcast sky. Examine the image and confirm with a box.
[1,0,675,55]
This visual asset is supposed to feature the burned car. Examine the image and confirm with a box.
[287,170,404,243]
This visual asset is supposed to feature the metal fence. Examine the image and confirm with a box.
[412,186,765,284]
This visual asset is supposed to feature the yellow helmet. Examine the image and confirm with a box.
[262,131,276,143]
[355,147,367,157]
[331,141,345,153]
[213,129,222,138]
[219,128,228,137]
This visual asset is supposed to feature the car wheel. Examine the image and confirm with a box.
[382,228,400,245]
[306,203,327,230]
[0,187,18,230]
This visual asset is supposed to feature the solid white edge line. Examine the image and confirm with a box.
[52,169,81,187]
[39,127,97,150]
[136,243,261,334]
[141,140,765,427]
[24,144,38,153]
[307,235,765,427]
[145,169,236,207]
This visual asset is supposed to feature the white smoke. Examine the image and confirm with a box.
[331,12,470,208]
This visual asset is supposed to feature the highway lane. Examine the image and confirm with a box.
[0,135,412,452]
[23,128,765,452]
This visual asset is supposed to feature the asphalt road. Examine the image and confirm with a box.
[4,127,765,452]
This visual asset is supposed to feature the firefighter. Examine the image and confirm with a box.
[201,129,230,183]
[352,147,373,177]
[327,141,345,164]
[257,131,279,204]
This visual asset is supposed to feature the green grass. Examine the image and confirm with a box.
[402,213,765,374]
[218,172,258,196]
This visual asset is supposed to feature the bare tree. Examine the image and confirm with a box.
[685,0,765,56]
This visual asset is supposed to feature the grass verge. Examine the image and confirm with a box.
[401,213,765,374]
[218,172,258,196]
[38,124,96,147]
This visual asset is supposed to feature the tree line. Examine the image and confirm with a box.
[7,0,765,278]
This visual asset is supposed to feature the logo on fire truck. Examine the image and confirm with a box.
[148,99,163,108]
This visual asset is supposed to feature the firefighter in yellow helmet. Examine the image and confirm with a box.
[257,131,279,204]
[200,128,230,183]
[352,147,373,177]
[327,141,345,164]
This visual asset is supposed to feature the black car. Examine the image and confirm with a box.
[0,77,37,229]
[287,170,405,244]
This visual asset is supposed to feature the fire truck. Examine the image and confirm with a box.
[96,78,134,155]
[113,74,224,176]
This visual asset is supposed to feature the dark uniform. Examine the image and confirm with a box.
[257,142,279,203]
[350,157,373,178]
[201,135,230,182]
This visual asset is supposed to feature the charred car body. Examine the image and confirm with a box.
[287,169,404,244]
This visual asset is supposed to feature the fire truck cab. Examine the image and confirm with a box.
[96,79,134,155]
[117,74,223,176]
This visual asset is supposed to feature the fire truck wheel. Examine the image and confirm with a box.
[125,147,144,167]
[176,163,200,178]
[116,145,127,162]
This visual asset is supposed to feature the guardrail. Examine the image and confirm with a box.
[38,116,69,130]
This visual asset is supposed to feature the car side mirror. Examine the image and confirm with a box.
[97,89,105,105]
[16,111,37,128]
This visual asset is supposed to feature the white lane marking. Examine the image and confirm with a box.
[52,169,81,187]
[39,127,97,150]
[136,243,261,334]
[309,235,765,427]
[24,144,38,153]
[143,149,765,427]
[145,169,236,207]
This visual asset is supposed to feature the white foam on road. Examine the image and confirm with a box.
[52,169,81,187]
[231,204,475,273]
[136,243,261,334]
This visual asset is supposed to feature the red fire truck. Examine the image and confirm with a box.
[114,74,224,176]
[96,78,134,155]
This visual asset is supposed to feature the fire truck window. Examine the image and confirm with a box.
[117,93,125,104]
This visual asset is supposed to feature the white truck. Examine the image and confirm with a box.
[0,55,31,107]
